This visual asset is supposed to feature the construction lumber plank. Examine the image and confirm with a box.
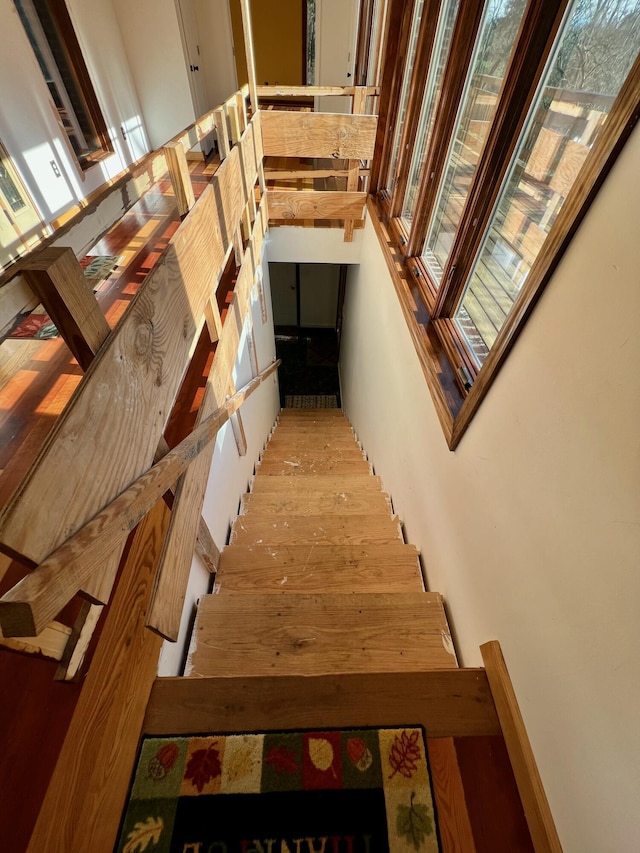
[260,111,377,159]
[187,592,456,676]
[259,448,367,465]
[55,601,103,681]
[250,474,383,493]
[144,671,499,739]
[345,86,368,242]
[0,185,226,577]
[26,499,170,853]
[194,517,221,573]
[164,140,195,216]
[240,491,392,517]
[21,247,110,371]
[256,459,372,476]
[0,362,279,637]
[0,620,71,660]
[214,107,231,160]
[256,86,380,98]
[266,434,361,448]
[481,641,563,853]
[239,0,259,113]
[267,190,367,221]
[229,514,402,546]
[427,738,478,852]
[215,543,423,594]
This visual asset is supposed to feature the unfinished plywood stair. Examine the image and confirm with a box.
[187,408,457,677]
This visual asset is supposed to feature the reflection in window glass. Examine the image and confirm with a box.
[385,0,425,195]
[422,0,528,285]
[401,0,460,227]
[455,0,640,366]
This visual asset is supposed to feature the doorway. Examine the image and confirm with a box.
[269,262,346,407]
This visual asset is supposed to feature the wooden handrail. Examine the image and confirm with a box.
[0,359,280,639]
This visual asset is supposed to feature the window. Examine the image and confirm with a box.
[14,0,112,169]
[372,0,640,446]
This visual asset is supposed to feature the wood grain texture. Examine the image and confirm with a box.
[240,490,392,517]
[257,86,378,97]
[164,140,195,216]
[215,543,423,594]
[256,458,372,475]
[143,670,499,738]
[0,619,71,660]
[267,190,367,221]
[427,738,477,853]
[214,107,231,160]
[260,111,377,159]
[22,247,110,371]
[0,185,226,570]
[26,499,170,853]
[230,514,403,546]
[55,601,103,681]
[250,474,383,493]
[481,641,563,853]
[0,362,280,637]
[187,592,456,676]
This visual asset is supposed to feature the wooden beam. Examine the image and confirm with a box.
[163,140,195,217]
[239,0,259,114]
[143,670,500,738]
[256,85,380,97]
[54,601,103,681]
[345,86,368,242]
[0,620,71,660]
[194,517,221,573]
[21,247,110,371]
[26,500,170,853]
[214,107,230,160]
[266,190,367,220]
[260,110,377,160]
[0,361,280,638]
[481,641,563,853]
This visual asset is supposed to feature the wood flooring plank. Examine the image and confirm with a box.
[240,491,392,517]
[250,474,383,494]
[229,514,403,546]
[26,499,170,853]
[216,543,424,594]
[144,671,500,739]
[188,592,456,676]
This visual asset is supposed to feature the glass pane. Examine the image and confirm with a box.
[401,0,460,227]
[422,0,528,285]
[455,0,640,367]
[385,0,425,195]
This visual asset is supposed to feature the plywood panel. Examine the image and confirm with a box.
[0,186,226,572]
[261,111,377,159]
[187,592,456,676]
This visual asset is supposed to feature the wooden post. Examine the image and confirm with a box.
[164,140,195,217]
[239,0,259,115]
[344,86,368,242]
[22,247,110,370]
[214,107,231,160]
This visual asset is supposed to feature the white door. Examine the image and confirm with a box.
[314,0,359,113]
[176,0,212,152]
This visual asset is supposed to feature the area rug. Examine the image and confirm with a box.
[117,728,440,853]
[285,395,338,408]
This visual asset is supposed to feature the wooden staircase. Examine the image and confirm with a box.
[187,408,457,678]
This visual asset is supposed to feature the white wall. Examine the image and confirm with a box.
[267,225,363,264]
[0,0,147,224]
[158,251,279,675]
[339,126,640,853]
[314,0,359,113]
[113,0,195,149]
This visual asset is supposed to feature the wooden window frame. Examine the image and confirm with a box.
[372,0,640,448]
[15,0,113,171]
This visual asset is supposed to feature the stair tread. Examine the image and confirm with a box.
[240,492,392,517]
[260,448,367,463]
[278,410,346,417]
[188,593,456,677]
[216,544,424,594]
[257,459,372,475]
[229,514,404,546]
[250,475,383,493]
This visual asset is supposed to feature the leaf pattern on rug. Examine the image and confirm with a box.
[184,742,222,792]
[266,745,299,774]
[123,816,163,853]
[388,729,421,779]
[396,793,433,850]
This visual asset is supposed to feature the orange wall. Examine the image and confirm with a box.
[230,0,304,86]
